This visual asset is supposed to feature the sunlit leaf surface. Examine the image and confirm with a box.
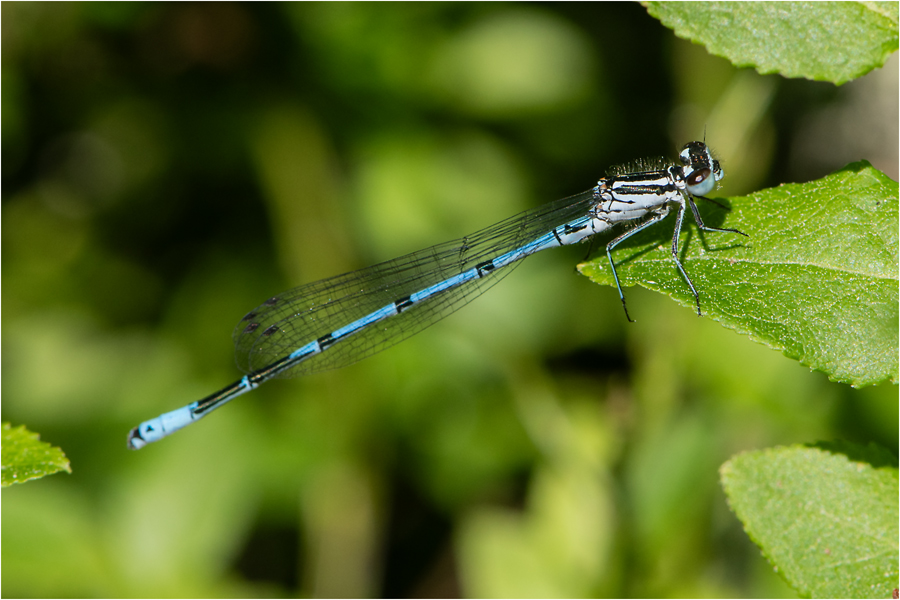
[580,162,899,387]
[721,443,899,598]
[1,423,71,487]
[647,2,899,85]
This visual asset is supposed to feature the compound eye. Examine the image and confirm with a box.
[688,168,709,186]
[685,167,715,196]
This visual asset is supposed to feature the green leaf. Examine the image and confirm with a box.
[720,443,899,598]
[2,423,71,487]
[579,161,898,387]
[646,2,899,85]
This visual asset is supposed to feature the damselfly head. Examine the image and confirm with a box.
[679,141,723,197]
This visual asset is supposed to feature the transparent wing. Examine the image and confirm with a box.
[233,190,598,377]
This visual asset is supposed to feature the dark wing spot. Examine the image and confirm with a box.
[243,322,261,334]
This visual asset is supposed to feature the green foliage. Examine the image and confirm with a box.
[647,1,899,85]
[617,6,900,594]
[721,443,899,598]
[580,161,899,387]
[2,423,71,487]
[582,157,899,596]
[1,2,895,598]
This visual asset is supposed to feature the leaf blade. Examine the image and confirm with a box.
[720,443,899,598]
[646,2,899,85]
[579,162,899,387]
[1,423,71,487]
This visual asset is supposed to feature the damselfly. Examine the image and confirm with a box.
[127,141,745,449]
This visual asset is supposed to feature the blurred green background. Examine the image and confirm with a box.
[2,3,897,598]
